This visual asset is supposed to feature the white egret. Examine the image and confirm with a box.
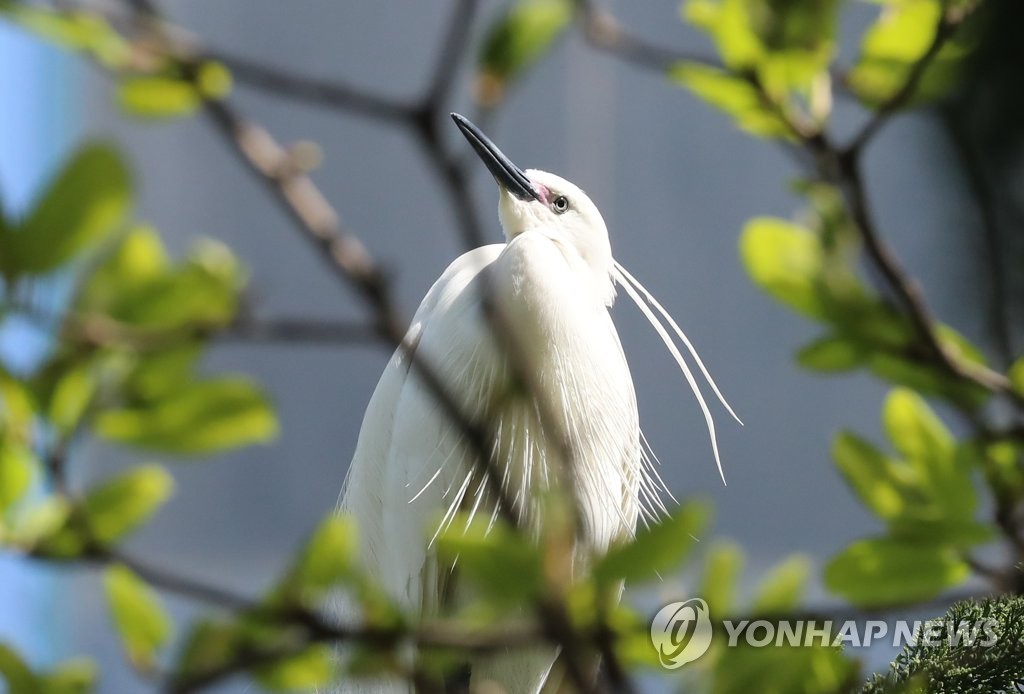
[336,113,738,693]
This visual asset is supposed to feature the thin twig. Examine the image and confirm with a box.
[209,49,414,123]
[572,0,720,72]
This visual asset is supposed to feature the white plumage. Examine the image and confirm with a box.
[335,115,736,693]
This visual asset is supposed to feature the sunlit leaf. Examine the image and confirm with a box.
[437,517,543,605]
[255,645,335,691]
[84,465,174,544]
[104,563,172,670]
[796,335,866,372]
[683,0,840,99]
[96,378,277,455]
[174,620,242,683]
[846,0,970,106]
[0,442,36,515]
[7,143,130,274]
[832,431,910,522]
[882,388,953,470]
[38,658,97,694]
[1008,357,1024,398]
[593,501,710,585]
[824,537,969,607]
[671,63,792,139]
[282,515,359,604]
[196,61,233,99]
[49,365,96,436]
[740,217,824,317]
[751,554,809,614]
[477,0,571,103]
[1,6,131,67]
[699,541,744,616]
[0,642,38,693]
[117,77,200,119]
[713,641,854,694]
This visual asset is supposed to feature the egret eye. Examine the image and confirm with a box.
[552,195,569,214]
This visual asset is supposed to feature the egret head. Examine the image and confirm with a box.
[451,113,614,305]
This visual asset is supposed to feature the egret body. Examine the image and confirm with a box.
[337,114,736,693]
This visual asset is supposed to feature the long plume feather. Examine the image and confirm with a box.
[612,265,729,484]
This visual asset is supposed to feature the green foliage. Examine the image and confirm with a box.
[825,389,988,606]
[104,563,172,671]
[0,442,36,517]
[477,0,571,103]
[437,515,545,606]
[117,77,201,119]
[96,377,277,455]
[825,536,970,607]
[83,464,174,545]
[0,642,97,694]
[0,4,130,67]
[0,143,130,276]
[593,500,710,586]
[684,0,839,96]
[275,515,359,606]
[254,645,336,691]
[670,64,794,138]
[846,0,971,107]
[862,596,1024,693]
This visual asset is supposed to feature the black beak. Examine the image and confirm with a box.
[451,113,539,202]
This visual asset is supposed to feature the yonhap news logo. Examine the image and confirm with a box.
[649,598,714,668]
[649,599,1000,669]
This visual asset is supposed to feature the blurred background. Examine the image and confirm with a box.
[1,0,1022,691]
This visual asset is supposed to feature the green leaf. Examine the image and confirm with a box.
[84,465,174,544]
[104,563,172,670]
[882,388,953,470]
[671,64,792,138]
[436,517,544,605]
[751,554,810,614]
[478,0,571,96]
[96,377,277,455]
[255,645,335,691]
[713,642,854,694]
[739,217,824,317]
[846,0,969,107]
[867,352,988,409]
[1,6,131,68]
[49,365,96,435]
[38,659,97,694]
[832,431,910,522]
[196,61,233,99]
[1009,357,1024,398]
[116,77,201,119]
[9,143,130,274]
[699,541,744,616]
[79,236,243,332]
[282,515,358,604]
[0,642,39,693]
[593,501,710,585]
[824,537,969,607]
[13,497,71,547]
[0,442,36,514]
[174,620,242,682]
[796,335,866,372]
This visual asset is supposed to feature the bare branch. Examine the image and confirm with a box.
[572,0,720,71]
[209,49,414,123]
[423,0,480,107]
